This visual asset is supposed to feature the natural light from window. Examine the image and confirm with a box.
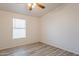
[13,18,26,39]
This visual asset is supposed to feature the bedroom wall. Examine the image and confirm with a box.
[40,4,79,54]
[0,10,40,50]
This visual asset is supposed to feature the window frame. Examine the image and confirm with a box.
[12,18,26,39]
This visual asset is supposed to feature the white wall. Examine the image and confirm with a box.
[0,3,79,55]
[40,4,79,54]
[0,10,40,50]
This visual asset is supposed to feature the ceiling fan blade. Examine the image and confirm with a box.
[36,3,45,9]
[28,3,33,11]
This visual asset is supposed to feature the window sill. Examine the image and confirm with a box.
[13,37,26,40]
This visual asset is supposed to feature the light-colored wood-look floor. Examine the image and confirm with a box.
[0,42,78,56]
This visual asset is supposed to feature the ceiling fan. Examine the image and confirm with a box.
[27,3,45,11]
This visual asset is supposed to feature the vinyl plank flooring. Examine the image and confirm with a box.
[0,42,78,56]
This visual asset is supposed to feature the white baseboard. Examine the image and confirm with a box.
[40,41,79,55]
[0,41,39,51]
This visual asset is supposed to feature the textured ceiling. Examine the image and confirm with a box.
[0,3,63,17]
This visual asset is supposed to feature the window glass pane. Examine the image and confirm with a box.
[13,18,26,39]
[13,29,26,39]
[13,18,26,28]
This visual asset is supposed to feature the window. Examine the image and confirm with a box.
[13,18,26,39]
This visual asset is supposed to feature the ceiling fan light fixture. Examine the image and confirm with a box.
[28,3,32,7]
[27,3,45,11]
[27,3,33,10]
[32,3,36,8]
